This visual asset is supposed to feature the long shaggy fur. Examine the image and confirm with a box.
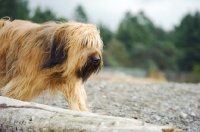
[0,19,103,111]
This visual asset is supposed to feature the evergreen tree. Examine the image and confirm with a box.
[0,0,29,20]
[98,23,113,48]
[116,11,179,70]
[172,12,200,71]
[31,7,67,23]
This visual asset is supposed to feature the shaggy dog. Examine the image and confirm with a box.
[0,19,103,111]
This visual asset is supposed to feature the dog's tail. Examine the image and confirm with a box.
[0,17,11,30]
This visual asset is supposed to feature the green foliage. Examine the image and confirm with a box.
[116,12,150,49]
[103,39,131,67]
[30,7,67,23]
[147,60,158,71]
[148,41,180,70]
[171,12,200,71]
[193,64,200,73]
[115,11,180,71]
[31,7,56,23]
[0,0,67,23]
[98,23,113,48]
[0,0,29,20]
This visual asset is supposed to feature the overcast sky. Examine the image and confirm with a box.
[29,0,200,31]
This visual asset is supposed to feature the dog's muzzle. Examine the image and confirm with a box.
[92,56,100,64]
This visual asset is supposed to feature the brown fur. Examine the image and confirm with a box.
[0,19,103,111]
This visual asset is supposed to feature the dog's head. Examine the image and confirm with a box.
[42,22,103,82]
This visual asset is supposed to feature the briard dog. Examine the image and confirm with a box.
[0,19,103,111]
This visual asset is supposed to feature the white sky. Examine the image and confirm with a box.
[28,0,200,31]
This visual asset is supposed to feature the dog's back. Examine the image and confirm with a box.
[0,20,35,84]
[0,19,11,88]
[0,20,60,90]
[0,20,40,38]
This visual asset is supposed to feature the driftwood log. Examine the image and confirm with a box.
[0,96,183,132]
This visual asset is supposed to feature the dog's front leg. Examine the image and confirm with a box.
[60,80,88,112]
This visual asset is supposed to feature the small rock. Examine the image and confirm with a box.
[102,95,106,98]
[52,103,57,106]
[99,122,105,126]
[151,115,161,121]
[113,103,119,107]
[180,112,187,119]
[112,121,120,126]
[155,115,161,121]
[174,106,180,110]
[92,101,102,109]
[132,116,138,119]
[131,96,137,101]
[190,112,196,117]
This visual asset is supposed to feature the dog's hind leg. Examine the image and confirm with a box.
[1,77,44,101]
[0,47,7,89]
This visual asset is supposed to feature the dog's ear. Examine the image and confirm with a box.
[0,19,10,29]
[41,37,68,69]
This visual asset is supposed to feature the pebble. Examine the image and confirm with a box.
[180,112,187,119]
[102,95,106,98]
[190,112,196,117]
[151,115,161,121]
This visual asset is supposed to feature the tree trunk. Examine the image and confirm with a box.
[0,96,182,132]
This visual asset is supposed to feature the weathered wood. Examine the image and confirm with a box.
[0,96,183,132]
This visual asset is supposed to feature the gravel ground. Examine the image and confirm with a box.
[35,74,200,132]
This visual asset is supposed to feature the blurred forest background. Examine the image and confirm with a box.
[0,0,200,82]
